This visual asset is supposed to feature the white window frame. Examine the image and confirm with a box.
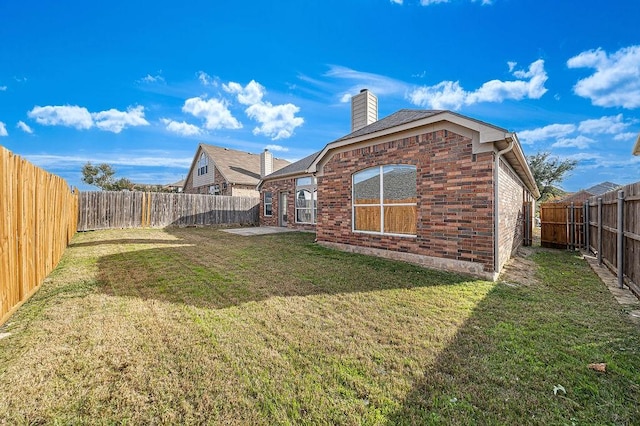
[352,165,417,237]
[295,176,317,224]
[197,153,208,176]
[264,191,273,217]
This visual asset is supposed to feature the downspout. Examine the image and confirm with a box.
[493,135,515,276]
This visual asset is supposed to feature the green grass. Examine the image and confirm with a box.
[0,227,638,425]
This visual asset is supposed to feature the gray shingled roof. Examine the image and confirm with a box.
[334,109,445,142]
[262,150,321,180]
[200,144,290,186]
[584,181,621,196]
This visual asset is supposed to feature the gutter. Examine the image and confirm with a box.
[494,135,515,274]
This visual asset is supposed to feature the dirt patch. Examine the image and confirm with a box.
[499,246,540,287]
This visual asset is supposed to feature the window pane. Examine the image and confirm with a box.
[353,168,380,204]
[384,205,417,234]
[383,165,416,204]
[296,189,312,208]
[354,206,381,232]
[265,204,272,216]
[265,192,272,203]
[296,177,312,186]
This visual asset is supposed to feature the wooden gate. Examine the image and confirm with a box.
[540,202,585,249]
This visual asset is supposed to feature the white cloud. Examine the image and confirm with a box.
[222,80,304,140]
[197,71,217,87]
[161,118,203,136]
[265,144,289,152]
[92,105,150,133]
[28,105,93,129]
[325,65,410,102]
[25,153,193,169]
[390,0,403,4]
[567,45,640,108]
[182,96,242,130]
[409,59,548,110]
[420,0,449,4]
[0,86,6,91]
[613,132,636,141]
[409,81,467,109]
[517,123,576,144]
[246,102,304,140]
[577,114,631,135]
[140,74,165,84]
[551,135,595,149]
[17,120,33,134]
[223,80,266,105]
[0,121,7,136]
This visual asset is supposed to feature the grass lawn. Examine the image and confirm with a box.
[0,227,638,425]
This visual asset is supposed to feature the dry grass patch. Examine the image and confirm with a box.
[0,228,638,424]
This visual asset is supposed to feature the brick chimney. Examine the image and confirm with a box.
[351,89,378,132]
[260,149,273,177]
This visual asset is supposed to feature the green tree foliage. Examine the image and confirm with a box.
[81,162,133,191]
[527,151,577,202]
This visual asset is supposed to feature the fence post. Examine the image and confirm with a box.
[597,197,603,266]
[569,202,575,251]
[584,200,590,252]
[617,190,625,289]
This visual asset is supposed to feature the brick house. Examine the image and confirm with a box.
[183,143,289,197]
[258,90,540,280]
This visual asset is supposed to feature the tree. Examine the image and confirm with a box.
[526,151,577,202]
[81,162,133,191]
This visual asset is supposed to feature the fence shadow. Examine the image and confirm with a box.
[94,228,472,310]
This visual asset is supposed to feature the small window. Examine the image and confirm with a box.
[264,191,273,216]
[197,153,208,176]
[353,165,417,235]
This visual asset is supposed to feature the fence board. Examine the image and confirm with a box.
[540,202,584,249]
[77,191,260,231]
[1,146,78,326]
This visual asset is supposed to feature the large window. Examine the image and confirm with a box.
[295,176,317,224]
[197,153,208,176]
[264,191,273,216]
[353,165,417,235]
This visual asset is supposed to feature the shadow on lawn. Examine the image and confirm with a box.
[69,239,184,248]
[94,227,473,310]
[386,250,640,425]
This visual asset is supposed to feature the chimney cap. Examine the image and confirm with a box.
[360,88,368,93]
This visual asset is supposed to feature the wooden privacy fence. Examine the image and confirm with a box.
[78,191,260,231]
[540,202,585,249]
[585,182,640,295]
[541,181,640,296]
[1,146,78,326]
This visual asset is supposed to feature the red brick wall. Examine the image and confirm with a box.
[497,159,528,270]
[260,177,316,231]
[317,130,496,274]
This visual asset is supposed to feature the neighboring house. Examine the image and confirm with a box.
[553,182,621,204]
[164,179,185,193]
[183,144,290,197]
[258,89,540,280]
[634,132,640,155]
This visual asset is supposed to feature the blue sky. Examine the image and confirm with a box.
[1,0,639,192]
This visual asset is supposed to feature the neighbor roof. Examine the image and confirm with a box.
[634,132,640,155]
[584,181,621,196]
[195,144,290,186]
[261,150,322,180]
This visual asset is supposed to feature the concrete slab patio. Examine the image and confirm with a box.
[221,226,301,236]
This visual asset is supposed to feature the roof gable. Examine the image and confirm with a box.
[187,144,290,187]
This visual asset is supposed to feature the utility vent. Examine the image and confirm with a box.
[351,89,378,132]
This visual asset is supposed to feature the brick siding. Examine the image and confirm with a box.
[316,129,496,275]
[497,159,528,271]
[260,177,317,231]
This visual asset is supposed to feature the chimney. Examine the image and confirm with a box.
[260,149,273,177]
[351,89,378,132]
